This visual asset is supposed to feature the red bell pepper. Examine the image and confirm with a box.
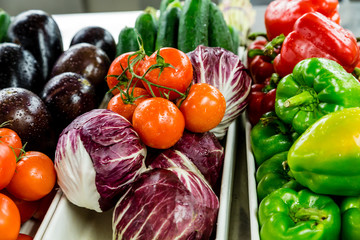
[265,0,340,40]
[247,75,279,125]
[272,12,360,77]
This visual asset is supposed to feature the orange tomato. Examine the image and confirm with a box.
[0,143,17,190]
[178,83,226,133]
[6,151,56,201]
[0,193,20,240]
[0,128,22,157]
[132,97,185,149]
[106,52,146,95]
[136,47,193,100]
[107,87,151,122]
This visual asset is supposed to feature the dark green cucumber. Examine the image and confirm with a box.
[178,0,210,53]
[135,8,157,56]
[0,9,11,43]
[208,2,234,52]
[159,0,176,17]
[228,25,240,54]
[116,26,139,57]
[155,2,181,50]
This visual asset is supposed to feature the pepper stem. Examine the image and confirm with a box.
[284,91,314,108]
[293,208,328,223]
[264,34,285,58]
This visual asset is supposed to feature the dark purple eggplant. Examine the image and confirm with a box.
[70,26,116,61]
[50,43,110,104]
[40,72,97,135]
[7,10,63,81]
[0,87,56,156]
[0,43,43,94]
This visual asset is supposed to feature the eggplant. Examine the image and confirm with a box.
[0,43,43,94]
[0,87,56,156]
[40,72,97,135]
[7,9,64,81]
[70,26,116,61]
[50,43,110,104]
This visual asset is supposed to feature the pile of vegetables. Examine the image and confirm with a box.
[246,0,360,239]
[0,0,252,239]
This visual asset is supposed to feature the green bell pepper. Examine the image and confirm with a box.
[340,196,360,240]
[250,112,297,166]
[0,9,10,43]
[256,151,303,202]
[258,188,341,240]
[275,58,360,134]
[288,107,360,196]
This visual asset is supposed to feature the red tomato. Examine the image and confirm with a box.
[0,193,20,240]
[132,97,185,149]
[107,87,151,122]
[178,83,226,133]
[136,47,193,100]
[17,234,33,240]
[0,128,22,157]
[0,143,17,190]
[106,52,146,95]
[6,151,56,201]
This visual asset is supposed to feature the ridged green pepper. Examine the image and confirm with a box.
[256,151,302,202]
[250,112,297,166]
[275,58,360,134]
[288,107,360,196]
[340,196,360,240]
[258,188,341,240]
[0,9,11,43]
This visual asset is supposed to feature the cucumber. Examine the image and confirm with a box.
[135,8,158,56]
[208,2,234,52]
[116,26,139,57]
[159,0,176,17]
[155,2,182,50]
[178,0,210,53]
[228,25,240,54]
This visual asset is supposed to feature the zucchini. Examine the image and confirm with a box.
[155,1,182,50]
[178,0,210,53]
[228,25,240,54]
[116,26,139,57]
[135,8,158,56]
[208,2,234,52]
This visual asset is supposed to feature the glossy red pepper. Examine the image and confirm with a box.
[247,76,278,125]
[247,39,275,84]
[265,0,340,40]
[273,12,360,77]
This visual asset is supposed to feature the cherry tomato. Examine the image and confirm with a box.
[178,83,226,133]
[107,87,151,122]
[0,143,17,190]
[132,97,185,149]
[17,234,33,240]
[106,52,145,95]
[6,151,56,201]
[136,47,193,100]
[0,128,22,157]
[0,193,20,240]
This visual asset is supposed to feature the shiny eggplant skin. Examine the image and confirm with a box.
[40,72,97,135]
[7,9,64,81]
[0,43,43,94]
[0,87,56,156]
[50,43,110,104]
[70,26,116,61]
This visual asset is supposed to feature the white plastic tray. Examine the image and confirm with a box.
[38,121,238,240]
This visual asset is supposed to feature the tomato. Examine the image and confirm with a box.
[107,87,151,122]
[106,52,145,95]
[178,83,226,133]
[17,234,33,240]
[6,151,56,201]
[0,128,22,157]
[0,143,17,190]
[132,97,185,149]
[0,193,20,240]
[136,47,193,100]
